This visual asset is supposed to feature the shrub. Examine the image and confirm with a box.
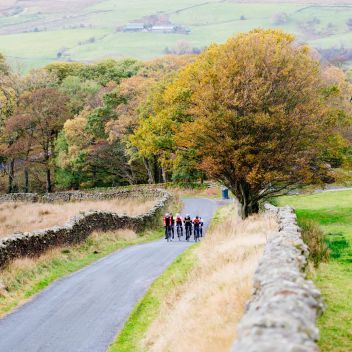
[300,220,330,267]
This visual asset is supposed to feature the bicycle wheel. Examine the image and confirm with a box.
[177,226,181,240]
[194,228,199,242]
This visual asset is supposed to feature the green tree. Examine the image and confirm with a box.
[60,75,100,115]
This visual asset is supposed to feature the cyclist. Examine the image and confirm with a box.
[193,216,201,242]
[163,213,173,241]
[175,213,183,239]
[199,217,204,237]
[170,212,175,239]
[184,214,192,241]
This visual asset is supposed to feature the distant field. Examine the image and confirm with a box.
[1,0,352,70]
[0,198,156,237]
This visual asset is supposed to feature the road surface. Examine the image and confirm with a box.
[0,198,221,352]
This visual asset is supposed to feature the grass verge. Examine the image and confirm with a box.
[0,228,164,318]
[277,190,352,352]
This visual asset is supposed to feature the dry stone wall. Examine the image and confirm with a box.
[232,205,324,352]
[0,189,171,269]
[0,188,164,204]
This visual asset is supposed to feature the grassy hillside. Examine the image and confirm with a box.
[277,190,352,352]
[1,0,352,71]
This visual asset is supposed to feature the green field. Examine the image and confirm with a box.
[277,190,352,352]
[1,1,352,71]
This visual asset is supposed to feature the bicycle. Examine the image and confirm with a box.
[194,226,200,242]
[176,224,183,240]
[185,225,192,241]
[165,226,173,242]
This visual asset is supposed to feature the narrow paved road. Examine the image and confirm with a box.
[0,198,221,352]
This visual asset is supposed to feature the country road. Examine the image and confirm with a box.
[0,197,222,352]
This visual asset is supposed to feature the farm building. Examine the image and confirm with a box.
[123,23,145,32]
[151,25,176,33]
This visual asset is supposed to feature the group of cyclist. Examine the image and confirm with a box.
[163,213,204,242]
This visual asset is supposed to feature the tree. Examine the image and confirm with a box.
[56,109,140,189]
[2,111,36,192]
[46,59,141,86]
[0,56,19,193]
[107,55,195,183]
[59,75,100,115]
[139,29,348,218]
[18,88,70,192]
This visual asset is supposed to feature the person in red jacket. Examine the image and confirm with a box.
[163,213,172,240]
[170,212,175,239]
[193,216,201,242]
[175,213,183,239]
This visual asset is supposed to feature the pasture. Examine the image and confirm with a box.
[277,190,352,352]
[1,0,352,71]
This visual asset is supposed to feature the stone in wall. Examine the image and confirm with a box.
[232,205,324,352]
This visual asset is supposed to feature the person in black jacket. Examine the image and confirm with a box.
[183,214,192,241]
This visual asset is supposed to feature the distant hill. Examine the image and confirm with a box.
[1,0,352,71]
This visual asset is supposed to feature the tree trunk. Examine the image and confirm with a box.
[24,167,29,193]
[46,167,52,193]
[153,158,160,184]
[161,167,167,183]
[240,201,259,219]
[238,181,259,219]
[143,158,155,184]
[200,174,204,184]
[7,159,15,194]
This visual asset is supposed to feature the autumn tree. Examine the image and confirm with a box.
[17,88,70,192]
[115,55,195,183]
[0,56,19,192]
[135,29,349,218]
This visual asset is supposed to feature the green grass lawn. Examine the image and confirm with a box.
[277,190,352,352]
[1,1,352,71]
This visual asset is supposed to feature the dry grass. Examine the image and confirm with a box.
[143,205,277,352]
[170,186,220,199]
[0,198,157,238]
